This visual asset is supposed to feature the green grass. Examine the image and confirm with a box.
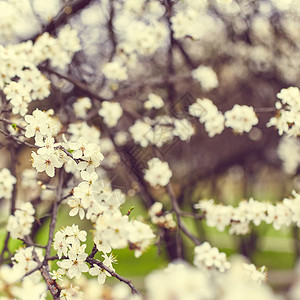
[253,251,295,270]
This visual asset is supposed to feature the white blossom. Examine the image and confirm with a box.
[144,93,164,110]
[31,151,63,177]
[98,101,123,128]
[144,158,172,187]
[58,249,89,279]
[194,242,231,273]
[173,119,195,141]
[0,168,16,199]
[243,263,267,286]
[73,97,92,119]
[225,105,258,133]
[129,118,152,147]
[7,202,35,239]
[102,61,128,81]
[189,98,225,137]
[89,253,116,284]
[192,66,219,91]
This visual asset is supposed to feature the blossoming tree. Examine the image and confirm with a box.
[1,0,300,299]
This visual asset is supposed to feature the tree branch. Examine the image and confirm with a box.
[86,257,141,295]
[29,0,95,41]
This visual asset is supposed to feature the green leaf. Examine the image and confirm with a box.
[127,206,135,216]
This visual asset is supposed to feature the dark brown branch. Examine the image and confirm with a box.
[0,128,38,148]
[39,66,108,102]
[88,244,98,259]
[107,0,117,59]
[0,234,11,264]
[174,40,197,69]
[164,0,176,104]
[293,226,300,259]
[178,210,205,220]
[29,0,95,41]
[98,115,180,260]
[86,257,141,295]
[26,237,61,299]
[18,238,46,249]
[20,263,43,280]
[0,117,25,131]
[96,0,117,91]
[115,73,191,100]
[166,183,201,246]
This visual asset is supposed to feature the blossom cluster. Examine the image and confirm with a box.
[52,220,151,285]
[170,1,213,40]
[1,25,81,117]
[268,87,300,136]
[0,167,16,199]
[242,263,267,286]
[3,0,300,298]
[72,97,92,119]
[224,105,258,133]
[0,264,46,300]
[129,114,195,149]
[145,262,215,300]
[54,225,89,280]
[102,60,128,81]
[144,93,164,110]
[12,246,44,278]
[145,258,271,300]
[89,253,117,284]
[93,208,155,258]
[192,65,219,92]
[117,3,167,57]
[148,202,176,230]
[193,242,231,273]
[7,202,35,239]
[189,98,225,137]
[277,135,300,175]
[98,101,123,128]
[25,108,61,139]
[189,99,259,136]
[27,111,104,177]
[97,1,167,84]
[144,158,172,187]
[67,121,101,144]
[62,164,155,258]
[195,191,300,234]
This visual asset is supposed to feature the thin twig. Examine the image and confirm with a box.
[26,237,61,299]
[86,257,141,295]
[18,238,47,249]
[0,117,25,131]
[0,234,11,264]
[178,210,205,219]
[39,66,108,102]
[19,263,43,281]
[254,107,277,113]
[166,183,201,246]
[164,0,176,104]
[0,128,37,148]
[57,193,73,205]
[27,0,95,41]
[44,168,64,260]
